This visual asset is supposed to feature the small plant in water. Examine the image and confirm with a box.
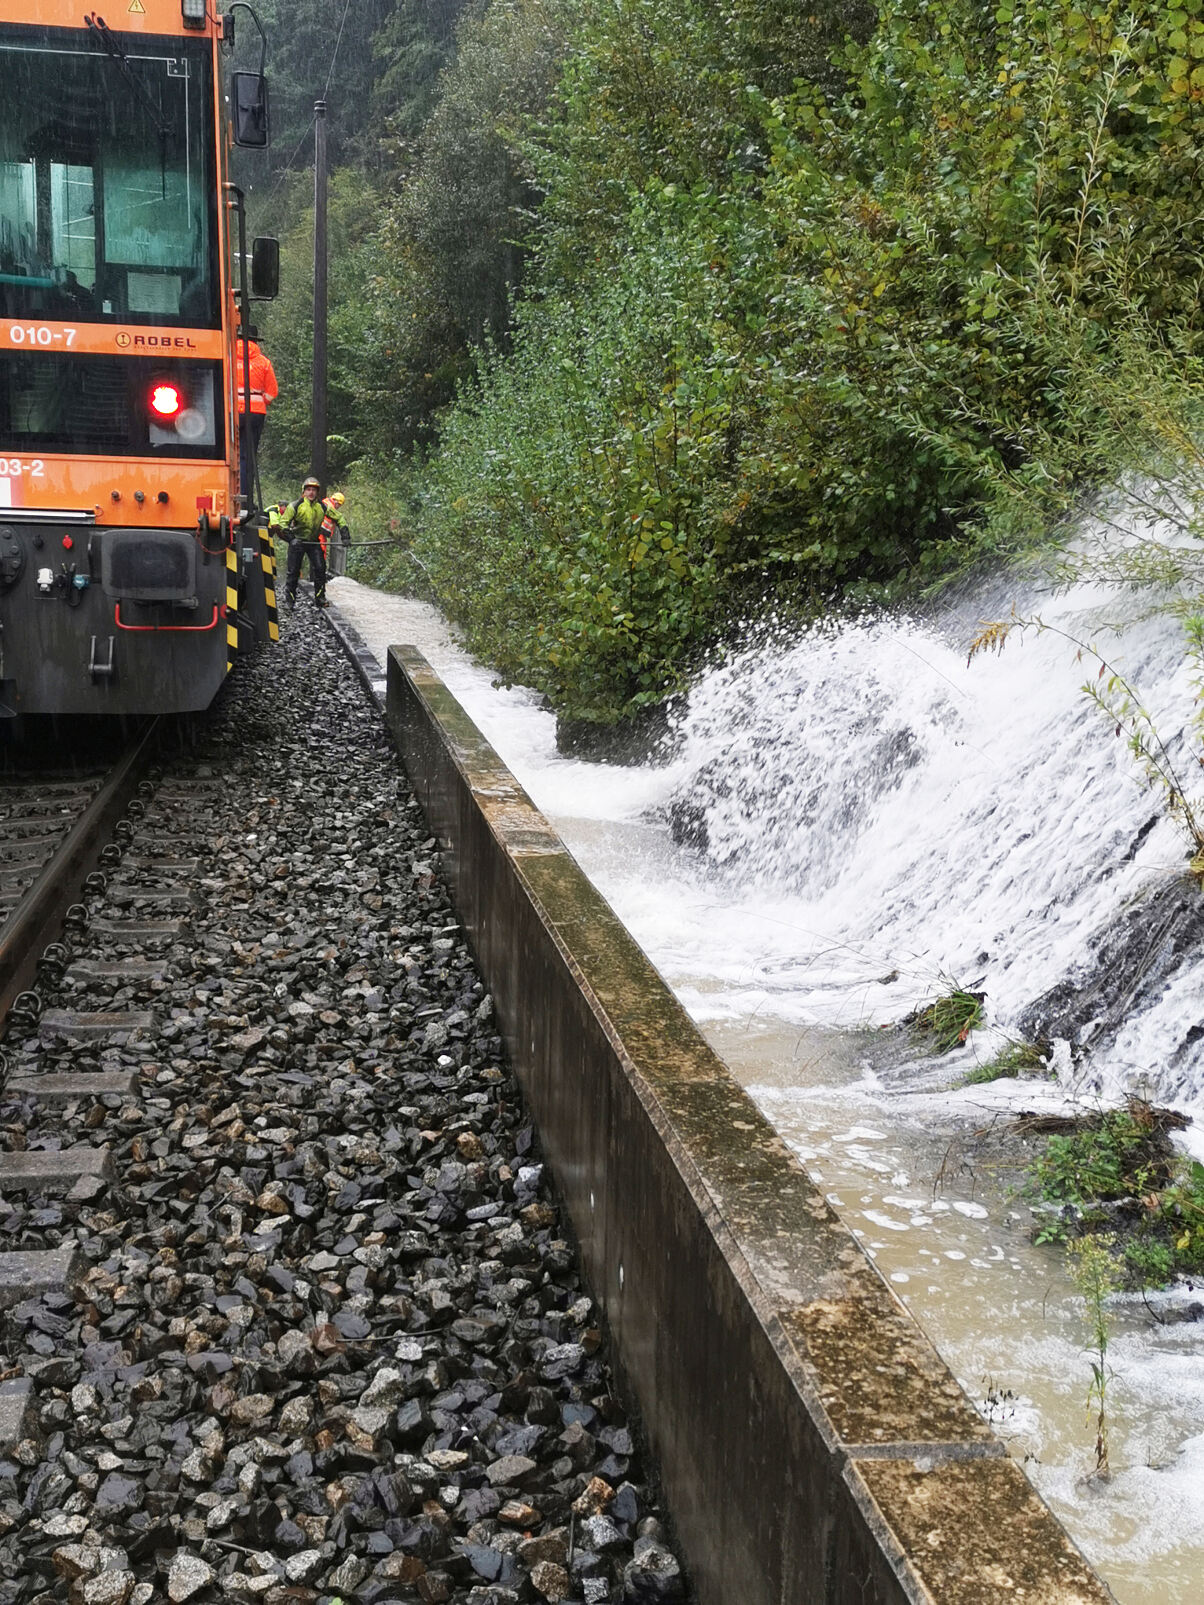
[1066,1233,1119,1479]
[1031,1108,1149,1208]
[981,1376,1018,1427]
[964,1039,1049,1085]
[910,988,985,1053]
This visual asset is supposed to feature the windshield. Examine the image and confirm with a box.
[0,25,218,327]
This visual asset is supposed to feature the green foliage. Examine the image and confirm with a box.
[237,0,523,479]
[1028,1103,1204,1289]
[251,0,1204,731]
[407,180,759,715]
[528,0,874,282]
[1121,1236,1175,1289]
[379,0,1204,726]
[1159,1158,1204,1272]
[325,460,411,559]
[357,0,570,458]
[910,989,985,1054]
[370,0,478,144]
[963,1040,1048,1084]
[1032,1111,1153,1207]
[1066,1233,1119,1477]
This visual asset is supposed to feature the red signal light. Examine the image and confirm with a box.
[150,383,183,419]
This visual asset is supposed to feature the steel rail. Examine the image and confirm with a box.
[0,721,161,1028]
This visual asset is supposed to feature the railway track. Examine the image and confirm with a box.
[0,727,161,1030]
[1,779,105,925]
[0,616,686,1605]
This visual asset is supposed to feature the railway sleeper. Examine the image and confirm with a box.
[0,839,63,865]
[153,785,229,804]
[117,832,197,848]
[64,959,170,986]
[0,1244,79,1312]
[89,918,187,943]
[5,1072,140,1104]
[117,856,202,876]
[0,1378,35,1456]
[0,1145,113,1197]
[38,1010,156,1041]
[102,890,197,913]
[0,793,100,818]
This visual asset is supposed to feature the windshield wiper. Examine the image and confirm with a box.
[84,12,172,188]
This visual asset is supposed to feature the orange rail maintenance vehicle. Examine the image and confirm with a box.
[0,0,279,720]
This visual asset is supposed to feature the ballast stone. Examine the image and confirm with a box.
[166,1553,212,1602]
[81,1572,135,1605]
[486,1454,539,1488]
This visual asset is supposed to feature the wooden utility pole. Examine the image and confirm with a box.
[311,98,328,486]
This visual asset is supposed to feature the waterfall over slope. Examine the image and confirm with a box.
[663,573,1204,1109]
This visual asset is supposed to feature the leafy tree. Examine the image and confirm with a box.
[256,170,386,488]
[371,0,478,142]
[355,0,569,455]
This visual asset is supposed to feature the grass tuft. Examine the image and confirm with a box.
[963,1040,1049,1085]
[909,988,985,1054]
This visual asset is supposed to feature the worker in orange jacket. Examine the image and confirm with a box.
[235,325,279,508]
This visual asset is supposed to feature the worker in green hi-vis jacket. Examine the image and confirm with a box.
[280,476,348,610]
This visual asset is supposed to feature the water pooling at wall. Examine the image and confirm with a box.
[329,560,1204,1601]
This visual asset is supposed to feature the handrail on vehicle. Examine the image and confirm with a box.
[113,603,221,633]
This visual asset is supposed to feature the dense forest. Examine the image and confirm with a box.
[240,0,1204,731]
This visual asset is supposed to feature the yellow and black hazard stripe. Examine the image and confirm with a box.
[258,527,279,642]
[225,545,239,674]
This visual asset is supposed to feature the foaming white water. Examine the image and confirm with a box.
[662,581,1204,1110]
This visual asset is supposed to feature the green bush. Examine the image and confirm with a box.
[1033,1113,1151,1207]
[381,0,1204,726]
[1029,1105,1204,1289]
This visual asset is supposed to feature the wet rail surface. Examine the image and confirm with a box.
[0,615,686,1605]
[0,779,106,925]
[0,730,160,1026]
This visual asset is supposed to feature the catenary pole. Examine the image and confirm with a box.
[311,98,328,486]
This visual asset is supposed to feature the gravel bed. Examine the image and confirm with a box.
[0,611,687,1605]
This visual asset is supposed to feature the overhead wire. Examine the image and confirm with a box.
[323,0,353,101]
[264,115,315,206]
[262,0,352,206]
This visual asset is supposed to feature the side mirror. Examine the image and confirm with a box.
[250,237,280,300]
[232,71,270,148]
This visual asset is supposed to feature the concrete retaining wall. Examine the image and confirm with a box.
[385,646,1114,1605]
